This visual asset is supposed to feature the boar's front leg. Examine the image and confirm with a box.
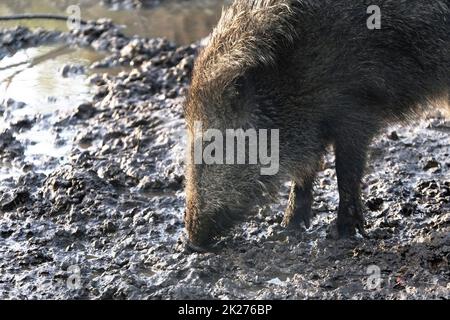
[282,178,314,229]
[335,134,369,238]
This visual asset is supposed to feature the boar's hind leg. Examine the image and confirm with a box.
[282,178,314,229]
[335,133,370,238]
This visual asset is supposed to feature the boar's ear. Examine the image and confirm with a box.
[224,73,257,119]
[228,73,254,99]
[234,74,247,92]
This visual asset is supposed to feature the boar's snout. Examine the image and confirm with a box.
[183,237,211,253]
[183,205,218,252]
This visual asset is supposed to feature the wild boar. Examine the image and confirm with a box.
[183,0,450,250]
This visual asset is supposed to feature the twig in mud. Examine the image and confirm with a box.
[0,44,73,74]
[0,60,29,72]
[0,44,74,105]
[0,14,89,25]
[428,123,450,133]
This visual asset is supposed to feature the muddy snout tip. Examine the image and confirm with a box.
[179,234,210,254]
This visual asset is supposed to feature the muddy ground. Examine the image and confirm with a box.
[0,18,449,300]
[101,0,190,10]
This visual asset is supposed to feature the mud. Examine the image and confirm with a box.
[101,0,176,10]
[0,0,230,45]
[0,16,449,299]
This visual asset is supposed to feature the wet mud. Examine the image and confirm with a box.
[0,11,449,299]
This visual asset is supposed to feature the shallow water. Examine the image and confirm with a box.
[0,0,227,179]
[0,4,449,300]
[0,45,104,179]
[0,0,229,45]
[0,45,101,114]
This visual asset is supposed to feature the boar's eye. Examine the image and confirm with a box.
[224,75,246,98]
[234,75,246,90]
[235,75,251,98]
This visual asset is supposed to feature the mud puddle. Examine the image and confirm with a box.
[0,0,230,45]
[0,4,448,300]
[0,44,105,180]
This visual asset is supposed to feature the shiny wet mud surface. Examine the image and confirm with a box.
[0,1,449,300]
[0,0,229,45]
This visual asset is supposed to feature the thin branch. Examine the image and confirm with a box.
[1,44,74,104]
[0,14,89,25]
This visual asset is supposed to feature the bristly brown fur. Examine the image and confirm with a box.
[184,0,450,248]
[189,0,300,106]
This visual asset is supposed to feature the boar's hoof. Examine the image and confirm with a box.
[186,239,211,253]
[337,206,367,238]
[282,181,313,229]
[179,234,210,253]
[186,242,209,253]
[282,205,311,229]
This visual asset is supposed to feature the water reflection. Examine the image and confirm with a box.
[0,0,229,179]
[0,0,230,45]
[0,45,103,178]
[0,45,101,114]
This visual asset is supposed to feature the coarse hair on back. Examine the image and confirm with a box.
[190,0,302,102]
